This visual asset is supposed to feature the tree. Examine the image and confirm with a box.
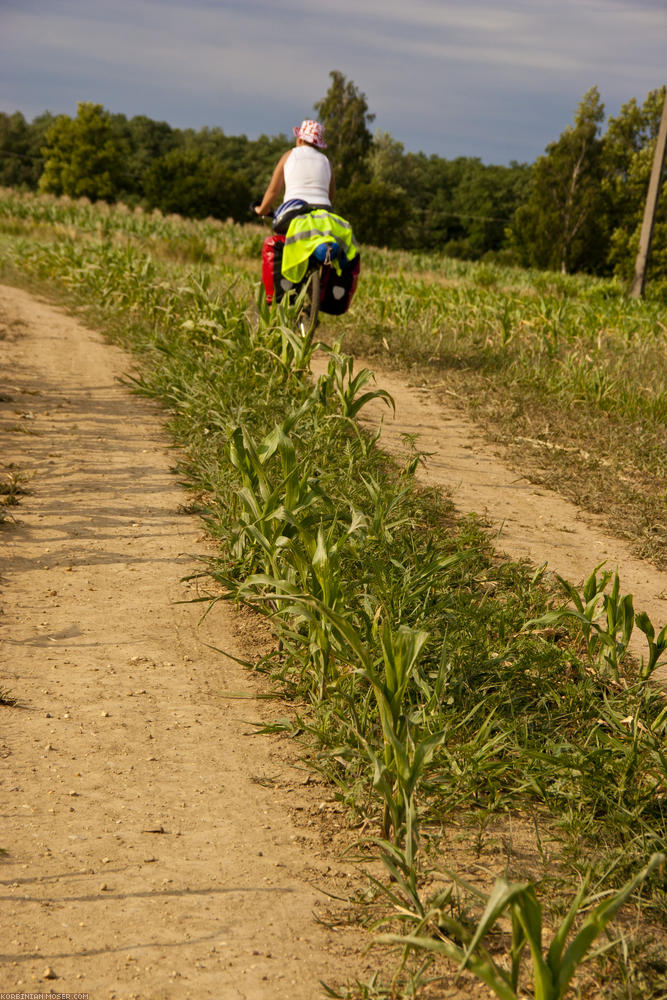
[182,127,290,199]
[39,102,127,201]
[0,111,54,189]
[114,114,181,200]
[368,130,406,190]
[335,180,415,248]
[509,88,607,273]
[444,159,529,260]
[603,87,667,286]
[313,71,375,189]
[142,147,250,221]
[0,112,32,187]
[399,153,466,250]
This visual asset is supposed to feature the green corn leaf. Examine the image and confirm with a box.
[379,932,517,1000]
[556,853,665,996]
[583,563,611,604]
[384,712,411,782]
[509,908,528,992]
[547,877,589,977]
[403,730,446,800]
[620,593,635,646]
[462,878,530,970]
[635,610,655,644]
[345,387,395,419]
[511,886,554,999]
[555,573,586,615]
[380,623,430,713]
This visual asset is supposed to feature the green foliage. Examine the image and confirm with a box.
[184,125,291,196]
[509,87,608,274]
[335,180,415,249]
[4,78,664,283]
[382,854,666,1000]
[0,111,53,188]
[142,146,251,221]
[314,70,375,189]
[368,130,407,190]
[525,563,667,681]
[604,87,667,286]
[39,102,127,201]
[113,113,182,200]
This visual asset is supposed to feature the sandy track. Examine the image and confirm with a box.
[0,286,369,999]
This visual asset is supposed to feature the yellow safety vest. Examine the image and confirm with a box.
[282,210,359,284]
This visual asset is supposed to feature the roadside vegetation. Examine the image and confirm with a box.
[0,190,666,999]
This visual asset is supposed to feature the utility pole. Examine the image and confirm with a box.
[630,89,667,298]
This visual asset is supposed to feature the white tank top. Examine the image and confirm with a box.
[283,146,331,206]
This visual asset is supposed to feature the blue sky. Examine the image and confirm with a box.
[1,0,665,164]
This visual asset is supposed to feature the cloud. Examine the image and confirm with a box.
[1,0,664,162]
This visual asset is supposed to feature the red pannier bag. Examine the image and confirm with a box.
[262,234,296,304]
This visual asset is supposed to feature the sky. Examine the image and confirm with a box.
[1,0,665,166]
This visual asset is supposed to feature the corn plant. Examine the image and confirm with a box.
[256,299,327,376]
[227,421,325,577]
[525,564,665,681]
[308,613,445,850]
[241,582,443,853]
[0,469,29,523]
[358,473,415,546]
[359,623,442,844]
[634,612,667,680]
[322,347,395,421]
[556,563,612,658]
[5,192,667,999]
[241,524,356,699]
[380,853,665,1000]
[599,570,635,676]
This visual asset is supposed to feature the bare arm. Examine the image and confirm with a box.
[255,151,290,215]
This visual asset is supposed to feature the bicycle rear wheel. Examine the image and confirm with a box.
[298,266,321,338]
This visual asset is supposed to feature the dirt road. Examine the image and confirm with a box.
[0,285,369,999]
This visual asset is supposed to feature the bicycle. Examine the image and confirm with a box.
[294,241,345,337]
[252,200,360,338]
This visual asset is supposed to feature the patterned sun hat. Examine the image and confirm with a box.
[293,119,327,149]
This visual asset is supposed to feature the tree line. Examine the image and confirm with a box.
[1,71,664,286]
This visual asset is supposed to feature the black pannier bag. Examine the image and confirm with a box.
[318,255,361,315]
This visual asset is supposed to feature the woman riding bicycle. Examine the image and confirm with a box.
[256,120,358,327]
[254,119,335,233]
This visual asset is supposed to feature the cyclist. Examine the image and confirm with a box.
[254,120,335,233]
